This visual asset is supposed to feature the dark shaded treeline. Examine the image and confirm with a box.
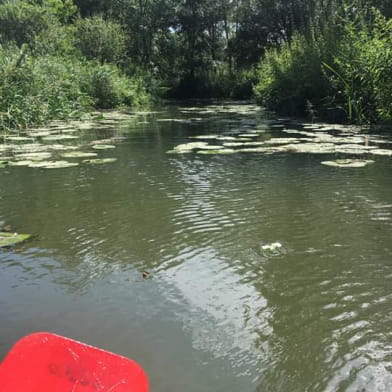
[0,0,391,126]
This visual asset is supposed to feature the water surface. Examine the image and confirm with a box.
[0,103,391,391]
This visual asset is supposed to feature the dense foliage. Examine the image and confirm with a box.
[0,0,391,128]
[254,3,392,123]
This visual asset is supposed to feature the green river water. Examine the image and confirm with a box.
[0,103,391,391]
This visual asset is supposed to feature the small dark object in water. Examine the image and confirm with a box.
[142,271,150,279]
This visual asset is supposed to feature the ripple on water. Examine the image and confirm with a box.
[1,103,391,392]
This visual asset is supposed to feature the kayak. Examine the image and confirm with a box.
[0,332,149,391]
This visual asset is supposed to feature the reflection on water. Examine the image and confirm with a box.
[0,103,391,391]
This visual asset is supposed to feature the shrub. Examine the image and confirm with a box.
[254,31,335,118]
[0,46,92,129]
[0,0,50,46]
[0,45,151,131]
[75,15,126,64]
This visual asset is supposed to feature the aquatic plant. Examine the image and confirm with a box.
[0,232,31,247]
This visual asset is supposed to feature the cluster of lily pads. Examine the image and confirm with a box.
[0,110,143,169]
[167,119,392,168]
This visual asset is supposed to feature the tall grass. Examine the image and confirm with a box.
[324,9,392,123]
[254,8,392,124]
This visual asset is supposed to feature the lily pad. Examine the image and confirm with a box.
[39,161,79,169]
[321,159,375,168]
[369,149,392,156]
[197,145,225,150]
[6,136,33,142]
[173,142,208,152]
[238,134,259,138]
[264,138,301,145]
[27,161,55,168]
[8,160,34,167]
[82,158,117,165]
[0,232,31,247]
[48,144,78,151]
[61,152,98,158]
[15,152,52,161]
[237,147,280,153]
[215,136,238,141]
[26,131,53,137]
[223,142,265,147]
[197,149,237,154]
[189,135,219,140]
[42,135,78,141]
[283,143,336,154]
[166,150,192,154]
[12,144,49,153]
[92,144,116,150]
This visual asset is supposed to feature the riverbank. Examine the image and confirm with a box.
[1,0,391,134]
[0,46,154,133]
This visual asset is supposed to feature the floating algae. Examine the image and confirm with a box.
[321,159,375,168]
[0,232,31,247]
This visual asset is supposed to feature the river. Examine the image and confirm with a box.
[0,103,391,391]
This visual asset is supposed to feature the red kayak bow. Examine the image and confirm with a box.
[0,332,149,391]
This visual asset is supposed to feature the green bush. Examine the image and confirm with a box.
[33,23,77,56]
[254,31,335,118]
[0,46,91,129]
[75,15,126,64]
[80,62,151,108]
[0,45,152,130]
[0,0,50,46]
